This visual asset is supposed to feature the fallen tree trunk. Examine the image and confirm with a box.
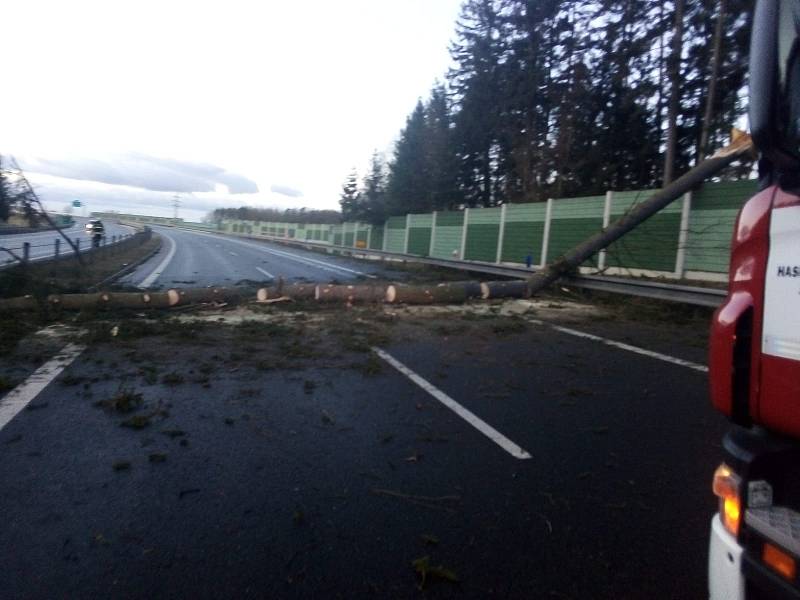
[480,280,529,300]
[47,291,176,310]
[167,287,239,307]
[0,295,39,312]
[256,283,316,301]
[385,281,482,304]
[315,284,386,303]
[527,132,755,296]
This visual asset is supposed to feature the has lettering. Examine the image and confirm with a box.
[777,265,800,277]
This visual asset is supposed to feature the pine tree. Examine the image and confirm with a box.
[449,0,508,207]
[423,84,461,209]
[386,100,430,214]
[339,169,361,220]
[360,152,389,224]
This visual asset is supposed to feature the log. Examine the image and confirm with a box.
[480,280,529,300]
[48,293,108,310]
[166,287,240,307]
[314,284,386,303]
[527,132,755,296]
[385,281,482,304]
[256,287,279,302]
[256,283,316,301]
[0,295,39,312]
[104,292,174,309]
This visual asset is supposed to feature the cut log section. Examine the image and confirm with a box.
[385,281,482,304]
[256,284,316,301]
[166,287,238,307]
[0,295,39,312]
[480,280,529,300]
[315,284,386,303]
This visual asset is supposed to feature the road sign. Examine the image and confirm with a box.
[72,200,82,208]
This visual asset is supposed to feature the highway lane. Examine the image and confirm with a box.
[0,217,135,266]
[0,301,723,598]
[120,226,403,288]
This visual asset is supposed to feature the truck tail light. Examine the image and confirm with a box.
[713,463,742,536]
[763,543,797,581]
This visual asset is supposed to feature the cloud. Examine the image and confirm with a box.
[269,184,303,198]
[14,152,259,195]
[24,172,324,223]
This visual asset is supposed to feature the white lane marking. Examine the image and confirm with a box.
[532,321,709,373]
[137,231,177,289]
[255,266,274,279]
[0,343,85,432]
[188,230,377,278]
[256,244,378,279]
[372,347,532,460]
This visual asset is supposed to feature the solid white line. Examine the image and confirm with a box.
[0,343,85,432]
[255,266,274,279]
[137,231,177,289]
[372,347,532,460]
[533,321,709,373]
[187,229,377,278]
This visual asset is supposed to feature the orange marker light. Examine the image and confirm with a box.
[713,463,742,536]
[763,543,797,581]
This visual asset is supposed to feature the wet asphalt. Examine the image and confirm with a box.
[118,227,404,289]
[0,303,727,599]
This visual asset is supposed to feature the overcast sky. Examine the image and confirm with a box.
[1,0,464,221]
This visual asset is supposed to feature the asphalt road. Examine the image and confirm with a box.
[119,227,403,289]
[0,300,726,599]
[0,217,134,266]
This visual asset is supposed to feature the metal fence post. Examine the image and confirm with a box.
[403,215,411,254]
[459,208,470,260]
[674,191,692,279]
[540,199,553,268]
[22,242,30,264]
[496,204,507,264]
[382,222,388,251]
[429,211,438,257]
[54,238,60,258]
[598,191,614,271]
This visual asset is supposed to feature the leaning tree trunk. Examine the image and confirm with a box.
[527,133,754,296]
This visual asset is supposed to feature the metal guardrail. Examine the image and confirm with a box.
[0,230,148,271]
[171,226,727,308]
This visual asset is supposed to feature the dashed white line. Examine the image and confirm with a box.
[531,320,709,373]
[137,231,177,289]
[372,347,532,460]
[255,266,274,279]
[0,343,85,432]
[187,230,376,279]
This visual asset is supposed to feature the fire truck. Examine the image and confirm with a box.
[708,1,800,598]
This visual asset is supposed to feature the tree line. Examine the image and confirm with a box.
[208,206,341,224]
[341,0,750,223]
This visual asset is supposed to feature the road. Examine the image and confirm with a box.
[0,296,724,599]
[0,217,134,266]
[119,226,404,289]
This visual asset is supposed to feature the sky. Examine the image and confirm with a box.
[0,0,464,222]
